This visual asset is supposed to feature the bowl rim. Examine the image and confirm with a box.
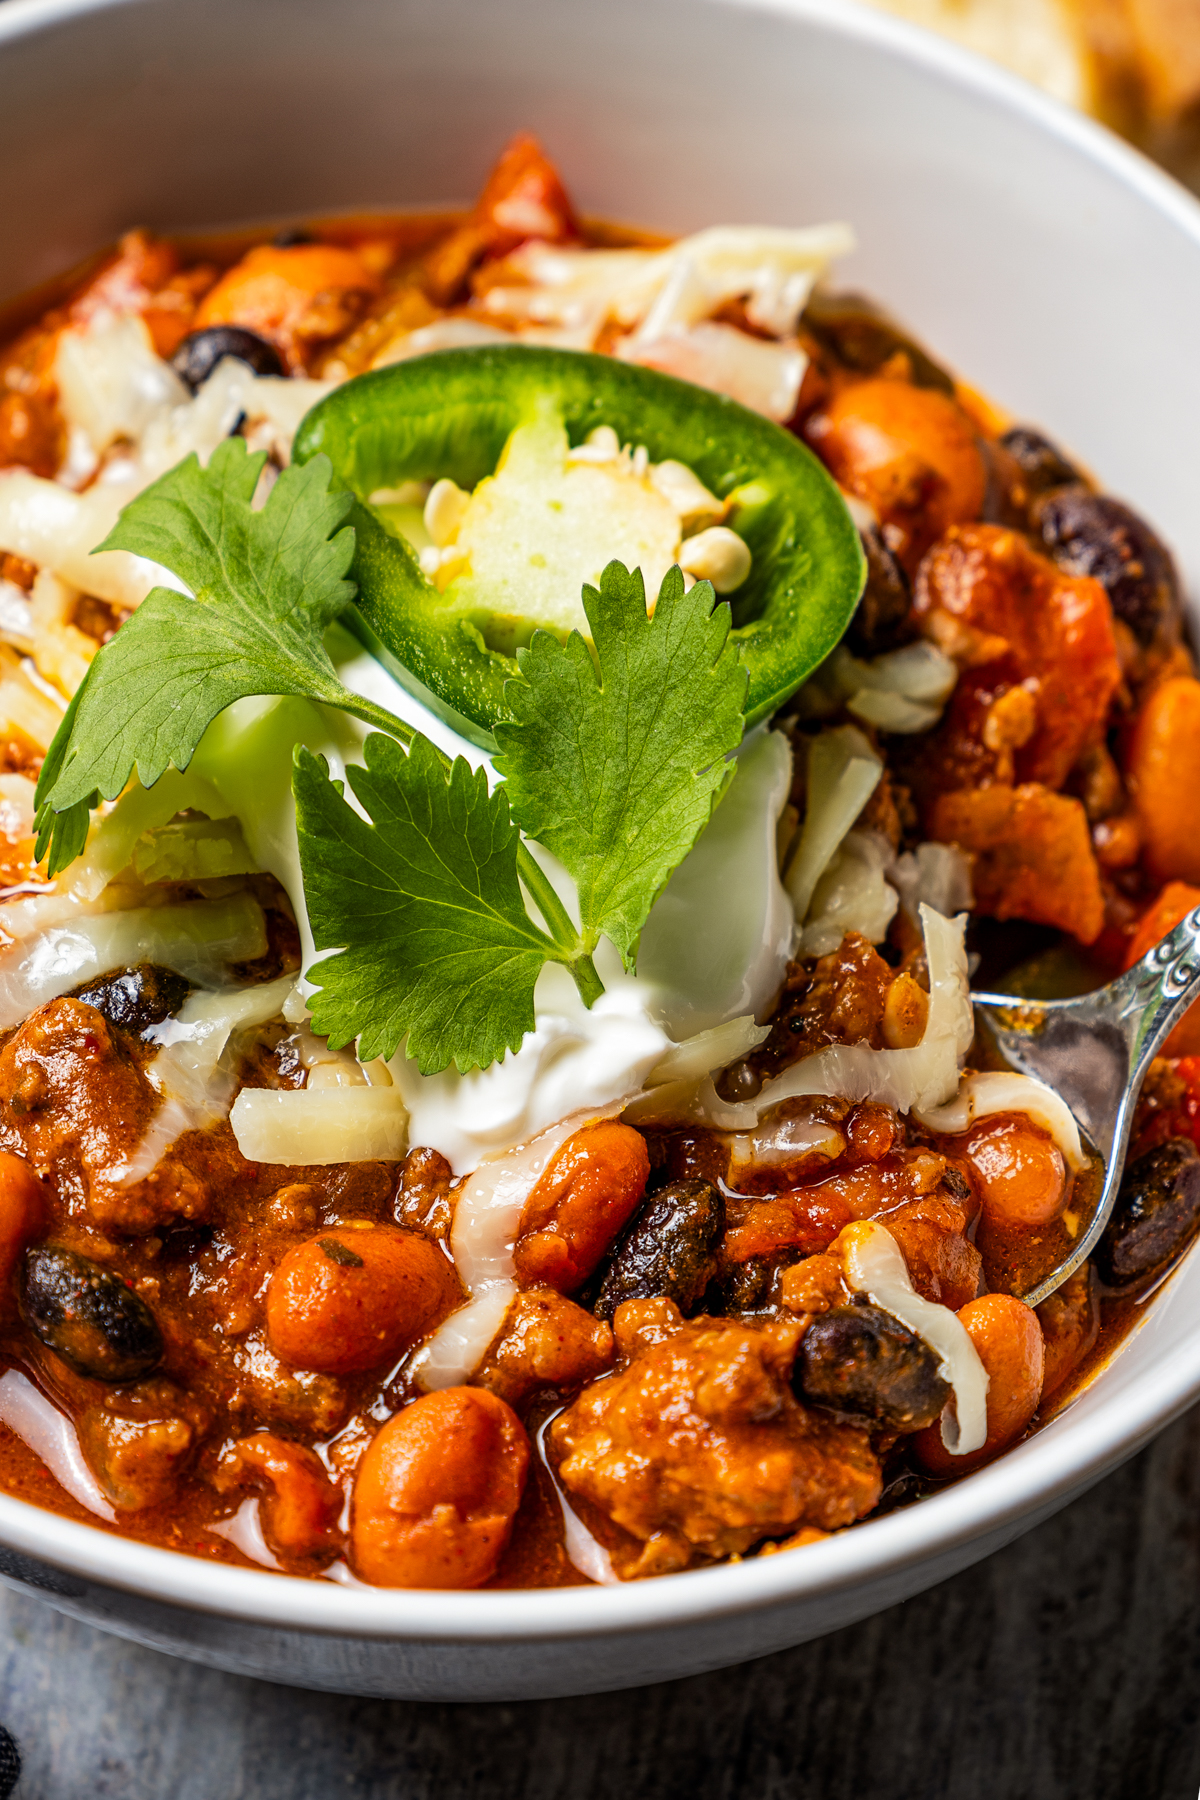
[2,0,1200,1642]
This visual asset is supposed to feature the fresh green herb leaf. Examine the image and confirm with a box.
[494,561,747,970]
[294,734,560,1073]
[34,437,415,875]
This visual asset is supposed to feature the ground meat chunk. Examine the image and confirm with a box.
[394,1146,454,1242]
[755,935,895,1078]
[77,1380,205,1511]
[473,1288,614,1408]
[548,1305,881,1569]
[0,997,208,1232]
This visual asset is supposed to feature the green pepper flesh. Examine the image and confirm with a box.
[292,345,866,742]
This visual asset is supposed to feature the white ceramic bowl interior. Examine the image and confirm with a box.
[0,0,1199,1702]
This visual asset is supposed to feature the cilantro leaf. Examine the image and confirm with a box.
[294,734,559,1072]
[493,562,747,970]
[34,437,412,875]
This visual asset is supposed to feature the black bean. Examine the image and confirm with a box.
[803,291,955,393]
[845,525,913,657]
[713,1251,796,1316]
[171,326,285,393]
[1035,486,1183,649]
[794,1303,949,1431]
[593,1179,724,1321]
[20,1246,163,1383]
[69,963,191,1039]
[998,426,1082,498]
[1096,1137,1200,1288]
[874,1467,936,1513]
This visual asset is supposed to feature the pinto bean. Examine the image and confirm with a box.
[913,1293,1044,1476]
[957,1113,1068,1228]
[0,1153,47,1299]
[215,1432,342,1558]
[593,1178,725,1321]
[1095,1138,1200,1289]
[1036,487,1183,650]
[21,1246,163,1383]
[794,1303,950,1431]
[514,1121,650,1292]
[266,1226,461,1375]
[351,1388,529,1588]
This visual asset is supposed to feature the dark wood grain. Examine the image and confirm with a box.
[3,1408,1200,1800]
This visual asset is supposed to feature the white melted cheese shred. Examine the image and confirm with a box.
[113,973,298,1184]
[411,1105,624,1391]
[0,1369,116,1519]
[839,1221,989,1456]
[230,1085,409,1166]
[742,903,974,1125]
[0,332,333,611]
[914,1069,1089,1170]
[0,891,268,1030]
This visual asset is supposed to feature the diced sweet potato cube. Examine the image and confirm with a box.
[930,783,1105,943]
[915,524,1120,792]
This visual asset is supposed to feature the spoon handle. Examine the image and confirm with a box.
[1114,904,1200,1079]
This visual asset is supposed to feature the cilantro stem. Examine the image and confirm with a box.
[566,950,606,1009]
[514,841,581,951]
[514,841,605,1009]
[337,697,418,746]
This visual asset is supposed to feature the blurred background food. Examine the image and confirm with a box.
[861,0,1200,191]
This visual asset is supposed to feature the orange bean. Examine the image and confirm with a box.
[1128,676,1200,885]
[0,1151,47,1300]
[216,1433,342,1558]
[266,1226,460,1375]
[959,1113,1068,1228]
[513,1121,649,1292]
[351,1388,529,1588]
[913,1293,1044,1476]
[808,378,985,571]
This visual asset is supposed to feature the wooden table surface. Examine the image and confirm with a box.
[2,1408,1199,1800]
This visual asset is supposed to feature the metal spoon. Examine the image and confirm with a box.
[970,906,1200,1306]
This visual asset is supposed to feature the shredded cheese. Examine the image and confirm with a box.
[837,1220,989,1455]
[914,1069,1089,1170]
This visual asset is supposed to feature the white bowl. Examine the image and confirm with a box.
[1,0,1199,1703]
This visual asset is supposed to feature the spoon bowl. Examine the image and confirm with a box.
[971,907,1200,1305]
